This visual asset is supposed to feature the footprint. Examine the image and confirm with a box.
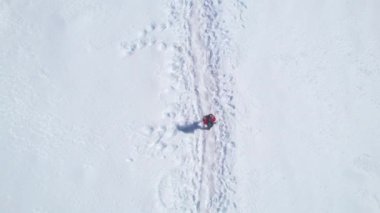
[140,125,154,136]
[137,29,148,38]
[147,39,157,46]
[120,41,137,55]
[146,23,156,32]
[125,158,134,163]
[136,39,147,49]
[159,23,168,31]
[157,42,167,51]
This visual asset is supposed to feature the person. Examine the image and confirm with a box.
[202,114,216,130]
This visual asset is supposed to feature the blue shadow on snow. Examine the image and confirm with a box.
[176,121,205,134]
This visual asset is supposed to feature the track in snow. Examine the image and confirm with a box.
[169,0,237,212]
[121,0,241,212]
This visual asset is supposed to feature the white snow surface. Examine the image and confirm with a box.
[1,0,380,212]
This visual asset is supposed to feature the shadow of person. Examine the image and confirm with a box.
[176,121,203,134]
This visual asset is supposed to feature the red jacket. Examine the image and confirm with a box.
[203,114,216,125]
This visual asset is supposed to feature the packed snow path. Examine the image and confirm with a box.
[169,0,237,212]
[122,0,241,212]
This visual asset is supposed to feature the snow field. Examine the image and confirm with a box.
[1,0,380,212]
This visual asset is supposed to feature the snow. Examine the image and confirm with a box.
[235,0,380,212]
[1,0,380,212]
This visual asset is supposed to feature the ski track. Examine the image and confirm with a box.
[122,0,240,212]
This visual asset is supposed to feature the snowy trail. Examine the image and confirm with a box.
[197,1,237,211]
[117,0,239,211]
[169,0,237,211]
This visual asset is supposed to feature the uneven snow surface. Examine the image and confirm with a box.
[1,0,380,212]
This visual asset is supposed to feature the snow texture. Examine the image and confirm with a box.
[1,0,380,212]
